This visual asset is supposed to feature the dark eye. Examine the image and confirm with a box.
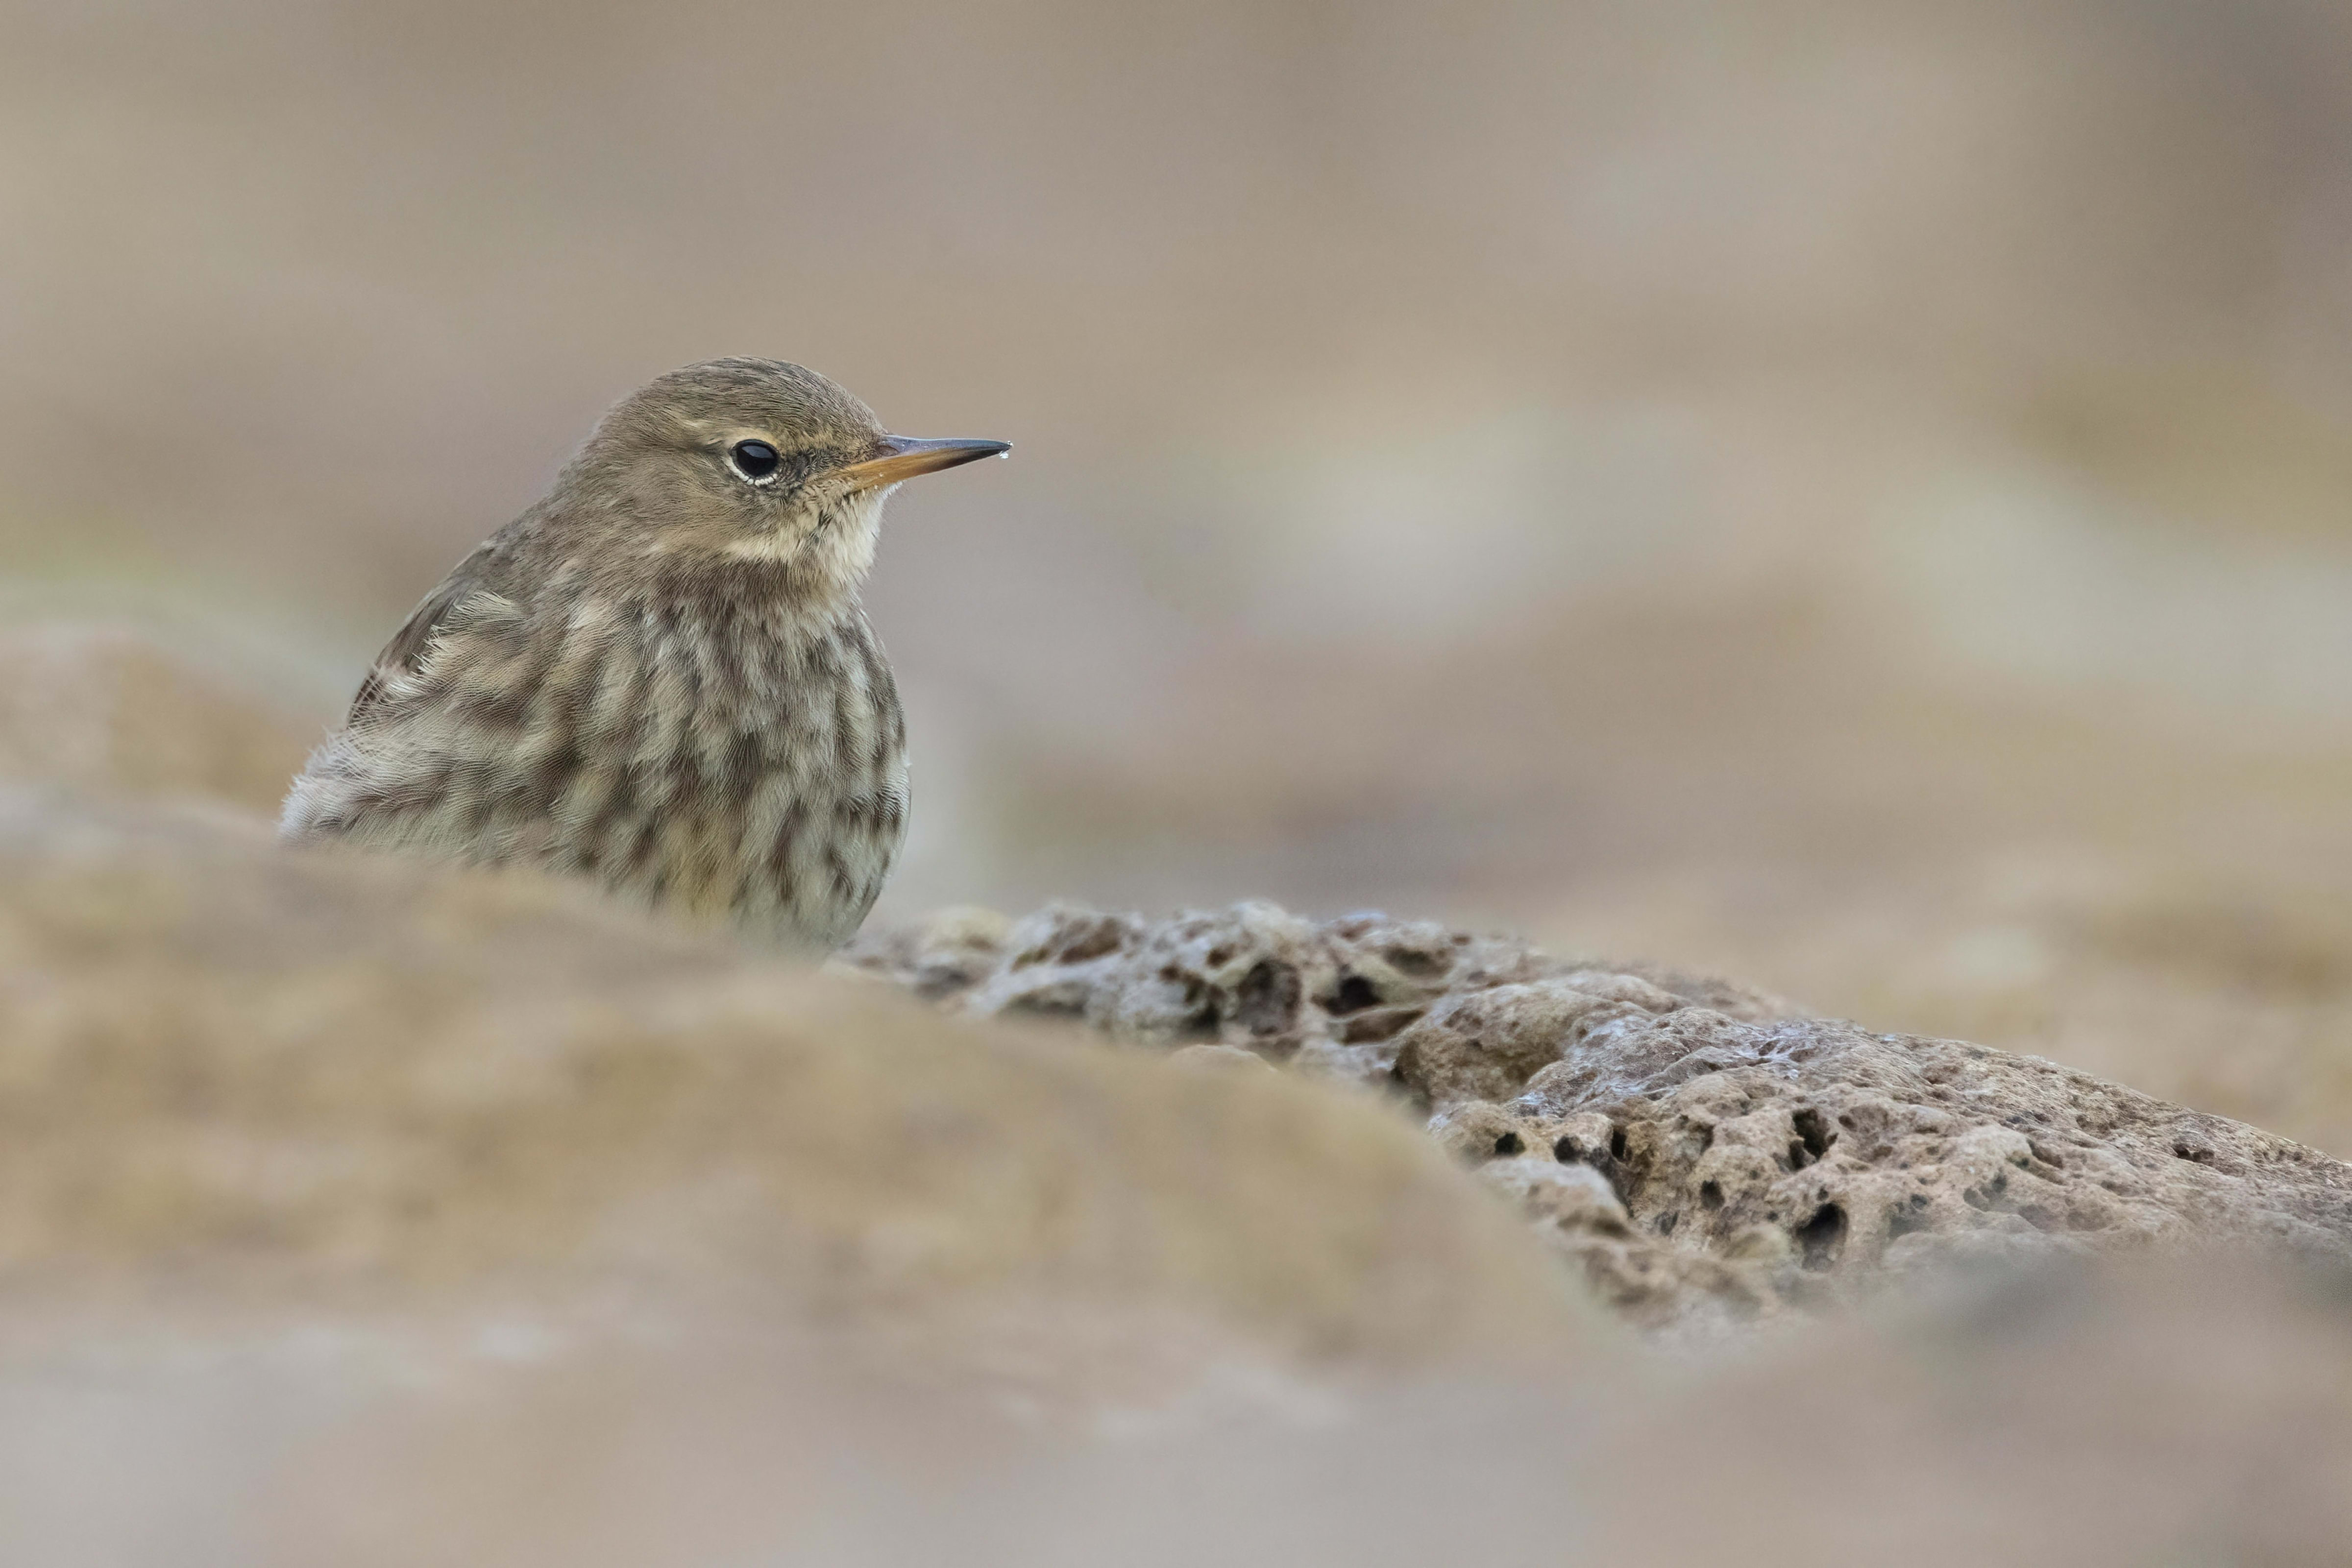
[729,439,781,482]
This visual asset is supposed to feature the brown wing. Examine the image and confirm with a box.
[346,539,503,725]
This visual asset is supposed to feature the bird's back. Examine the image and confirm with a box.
[281,550,908,950]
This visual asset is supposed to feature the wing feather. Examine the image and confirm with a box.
[346,539,504,724]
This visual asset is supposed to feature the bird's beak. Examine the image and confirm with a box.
[832,435,1011,493]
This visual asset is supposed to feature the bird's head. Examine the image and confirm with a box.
[558,357,1007,602]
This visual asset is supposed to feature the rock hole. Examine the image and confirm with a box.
[1329,974,1381,1014]
[1383,945,1446,980]
[1205,945,1235,968]
[1699,1181,1723,1210]
[1233,960,1301,1036]
[1553,1136,1581,1163]
[1791,1107,1834,1163]
[2172,1141,2215,1164]
[1794,1204,1846,1270]
[1957,1175,2013,1213]
[1609,1127,1629,1161]
[1493,1132,1523,1158]
[1177,978,1221,1038]
[1049,918,1127,964]
[1656,1211,1678,1235]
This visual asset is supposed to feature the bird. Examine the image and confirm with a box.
[279,357,1007,950]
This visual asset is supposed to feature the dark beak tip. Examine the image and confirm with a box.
[836,434,1011,490]
[881,435,1012,465]
[932,437,1011,472]
[923,437,1009,474]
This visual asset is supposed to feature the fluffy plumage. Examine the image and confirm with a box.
[281,358,1005,949]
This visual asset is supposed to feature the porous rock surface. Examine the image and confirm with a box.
[850,902,2352,1330]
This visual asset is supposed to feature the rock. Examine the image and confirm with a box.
[1475,1156,1779,1333]
[839,904,1015,1000]
[844,900,1793,1090]
[0,794,1601,1399]
[858,901,2352,1333]
[1469,1005,2352,1313]
[1396,976,1679,1107]
[0,621,319,811]
[6,629,2352,1561]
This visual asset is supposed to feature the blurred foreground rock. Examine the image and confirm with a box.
[852,902,2352,1331]
[0,792,1596,1392]
[906,1258,2352,1568]
[14,1248,2352,1565]
[0,621,316,812]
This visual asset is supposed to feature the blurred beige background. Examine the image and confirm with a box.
[5,0,2350,1144]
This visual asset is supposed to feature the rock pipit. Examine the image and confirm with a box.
[281,358,1007,949]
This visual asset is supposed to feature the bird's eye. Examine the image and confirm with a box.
[729,439,781,482]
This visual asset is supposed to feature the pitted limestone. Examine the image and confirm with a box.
[852,902,2352,1332]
